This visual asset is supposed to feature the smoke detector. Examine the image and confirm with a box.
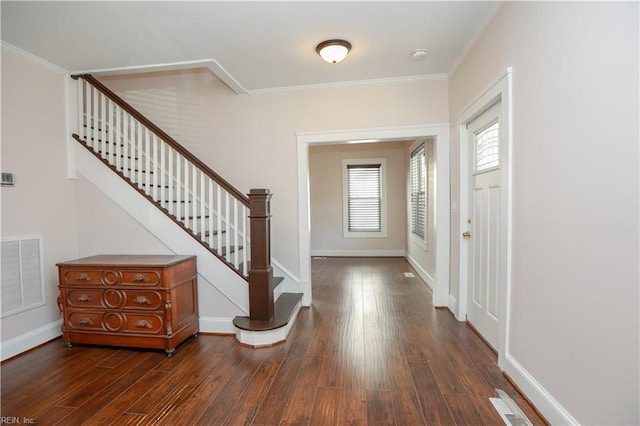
[411,49,428,61]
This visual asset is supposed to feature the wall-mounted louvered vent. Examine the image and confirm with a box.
[1,236,45,317]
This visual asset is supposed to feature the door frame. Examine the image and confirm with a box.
[296,124,450,308]
[457,68,513,366]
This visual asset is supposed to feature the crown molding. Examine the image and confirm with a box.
[1,41,68,74]
[246,73,448,95]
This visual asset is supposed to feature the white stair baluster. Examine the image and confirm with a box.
[191,162,197,234]
[176,154,182,223]
[152,135,158,201]
[200,172,205,241]
[91,86,98,150]
[242,204,248,276]
[160,140,166,208]
[167,146,174,215]
[183,160,190,229]
[233,199,239,268]
[208,178,214,249]
[144,128,151,196]
[225,192,230,262]
[216,185,222,253]
[99,93,106,158]
[78,79,85,141]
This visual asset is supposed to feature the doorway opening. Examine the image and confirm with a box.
[296,124,450,308]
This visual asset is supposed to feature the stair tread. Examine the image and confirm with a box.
[232,293,302,331]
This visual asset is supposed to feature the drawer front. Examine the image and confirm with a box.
[67,311,105,331]
[61,269,102,286]
[120,270,162,287]
[61,268,162,287]
[66,289,103,308]
[123,313,165,335]
[122,290,164,310]
[66,311,165,335]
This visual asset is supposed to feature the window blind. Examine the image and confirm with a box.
[346,164,382,232]
[410,145,426,239]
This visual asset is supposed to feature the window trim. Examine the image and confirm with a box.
[410,144,427,246]
[342,158,387,238]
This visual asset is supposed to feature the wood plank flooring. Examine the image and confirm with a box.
[1,257,546,425]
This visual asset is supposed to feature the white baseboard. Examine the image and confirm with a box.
[405,253,435,291]
[311,249,406,257]
[448,294,462,320]
[199,316,235,334]
[501,352,579,425]
[0,320,63,362]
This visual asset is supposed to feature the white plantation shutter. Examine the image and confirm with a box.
[410,145,426,239]
[347,164,382,232]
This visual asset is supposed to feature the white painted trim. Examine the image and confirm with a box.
[311,250,406,257]
[71,59,247,95]
[234,300,302,347]
[503,352,579,425]
[199,316,235,335]
[0,320,63,362]
[1,41,67,74]
[456,67,513,370]
[448,294,459,317]
[297,124,450,308]
[405,253,435,290]
[247,73,448,95]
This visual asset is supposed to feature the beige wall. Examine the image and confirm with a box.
[309,141,409,256]
[1,49,79,342]
[99,71,449,278]
[449,2,639,424]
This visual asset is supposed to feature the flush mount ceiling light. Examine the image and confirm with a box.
[316,39,352,64]
[411,48,428,61]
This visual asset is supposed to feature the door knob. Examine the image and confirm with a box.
[462,231,471,239]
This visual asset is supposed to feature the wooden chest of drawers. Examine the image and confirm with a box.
[57,255,199,356]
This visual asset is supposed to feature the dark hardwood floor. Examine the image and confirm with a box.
[1,257,545,425]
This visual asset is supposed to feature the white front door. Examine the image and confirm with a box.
[465,102,502,350]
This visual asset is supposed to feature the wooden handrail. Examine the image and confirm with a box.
[71,73,249,206]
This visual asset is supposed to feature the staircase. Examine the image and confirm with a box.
[71,74,302,346]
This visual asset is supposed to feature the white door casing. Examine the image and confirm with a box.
[465,102,502,349]
[456,68,512,368]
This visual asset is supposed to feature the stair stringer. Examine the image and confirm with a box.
[74,142,250,315]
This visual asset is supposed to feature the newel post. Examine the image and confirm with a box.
[248,188,274,321]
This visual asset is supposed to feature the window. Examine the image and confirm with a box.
[410,144,427,240]
[475,121,500,171]
[342,158,387,238]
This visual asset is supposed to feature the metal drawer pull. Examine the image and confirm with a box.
[132,274,148,283]
[76,273,91,281]
[135,320,153,329]
[133,296,152,305]
[77,294,92,303]
[79,318,94,326]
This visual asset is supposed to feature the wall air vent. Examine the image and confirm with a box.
[1,172,14,186]
[1,236,45,317]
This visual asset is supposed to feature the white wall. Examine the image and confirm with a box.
[0,48,78,356]
[98,71,449,278]
[309,141,409,256]
[406,138,436,288]
[449,2,639,424]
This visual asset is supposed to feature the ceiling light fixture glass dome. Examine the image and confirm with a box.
[316,39,352,64]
